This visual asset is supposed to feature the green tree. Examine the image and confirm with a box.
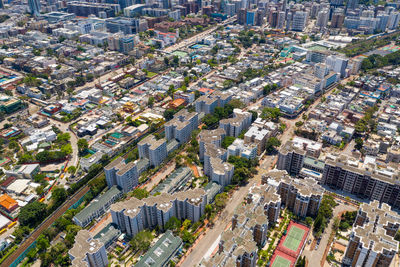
[130,188,149,200]
[51,187,67,208]
[56,132,70,144]
[214,192,228,211]
[228,99,245,109]
[163,109,175,121]
[19,201,47,228]
[250,110,258,122]
[130,230,154,252]
[221,136,235,149]
[36,234,50,252]
[68,166,77,174]
[13,226,31,244]
[261,107,281,122]
[165,216,181,232]
[355,137,363,150]
[181,230,195,244]
[148,96,155,107]
[77,138,89,153]
[182,219,191,230]
[61,144,73,155]
[265,137,281,153]
[8,140,19,150]
[394,230,400,242]
[305,217,313,227]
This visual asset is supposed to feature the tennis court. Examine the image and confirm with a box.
[271,255,292,267]
[282,225,305,252]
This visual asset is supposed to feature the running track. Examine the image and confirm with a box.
[0,185,90,267]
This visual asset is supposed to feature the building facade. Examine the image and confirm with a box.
[110,189,206,237]
[343,201,399,267]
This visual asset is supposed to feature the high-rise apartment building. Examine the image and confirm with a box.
[199,128,226,161]
[347,0,358,10]
[110,189,206,237]
[199,128,234,187]
[69,230,108,267]
[316,9,329,29]
[265,170,324,217]
[331,8,345,28]
[291,11,307,31]
[343,201,400,267]
[165,109,199,144]
[195,91,232,114]
[104,157,149,193]
[28,0,41,16]
[67,1,120,18]
[138,134,167,167]
[322,154,400,209]
[277,137,322,176]
[326,55,348,78]
[219,109,252,138]
[203,183,281,266]
[108,33,135,54]
[209,157,234,187]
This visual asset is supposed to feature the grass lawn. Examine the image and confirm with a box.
[146,72,157,78]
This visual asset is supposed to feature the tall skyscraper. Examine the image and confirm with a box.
[28,0,41,16]
[291,11,307,31]
[347,0,358,10]
[0,0,4,9]
[282,0,287,11]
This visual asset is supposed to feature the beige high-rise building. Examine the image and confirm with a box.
[343,201,400,267]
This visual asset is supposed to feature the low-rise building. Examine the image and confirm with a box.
[227,139,258,159]
[73,186,122,228]
[5,164,40,179]
[135,230,182,266]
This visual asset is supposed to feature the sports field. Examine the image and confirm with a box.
[282,224,306,252]
[271,221,309,267]
[271,255,292,267]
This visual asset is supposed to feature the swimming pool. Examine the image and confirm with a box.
[105,140,117,146]
[191,44,207,49]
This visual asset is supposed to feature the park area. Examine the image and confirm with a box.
[270,221,309,267]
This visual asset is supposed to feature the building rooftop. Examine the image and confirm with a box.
[199,128,226,144]
[69,230,105,267]
[164,109,198,131]
[93,223,121,249]
[135,230,182,267]
[74,186,121,225]
[151,167,192,194]
[0,194,17,210]
[353,223,398,254]
[111,188,206,218]
[138,134,166,150]
[325,154,400,185]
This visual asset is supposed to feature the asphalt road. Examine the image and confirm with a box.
[180,156,275,266]
[301,202,357,267]
[0,186,90,267]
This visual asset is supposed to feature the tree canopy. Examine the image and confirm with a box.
[19,201,47,228]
